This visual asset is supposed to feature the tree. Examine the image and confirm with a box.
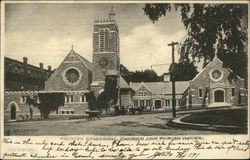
[144,4,248,82]
[130,69,161,82]
[96,91,108,112]
[120,64,130,77]
[172,58,198,81]
[86,91,97,110]
[120,64,162,82]
[120,64,133,83]
[25,93,65,119]
[37,93,65,118]
[25,96,36,120]
[105,75,119,112]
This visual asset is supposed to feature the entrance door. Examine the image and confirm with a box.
[10,105,16,120]
[214,90,224,102]
[155,100,161,109]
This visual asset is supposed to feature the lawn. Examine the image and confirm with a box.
[181,108,248,127]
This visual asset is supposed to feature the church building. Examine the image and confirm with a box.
[4,7,247,122]
[45,7,124,115]
[4,7,129,121]
[183,55,247,108]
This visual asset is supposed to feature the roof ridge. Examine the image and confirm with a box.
[5,56,49,71]
[74,52,92,71]
[75,52,91,64]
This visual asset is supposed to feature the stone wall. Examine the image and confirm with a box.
[120,89,131,108]
[189,58,247,107]
[4,93,40,121]
[93,23,119,53]
[134,84,152,97]
[4,92,89,122]
[45,57,91,91]
[92,53,120,82]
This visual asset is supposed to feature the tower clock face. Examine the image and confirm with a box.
[99,57,108,67]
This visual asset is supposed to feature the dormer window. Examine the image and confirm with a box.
[138,91,146,96]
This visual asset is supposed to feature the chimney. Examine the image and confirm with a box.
[39,63,43,69]
[163,73,170,82]
[23,57,28,64]
[47,65,51,72]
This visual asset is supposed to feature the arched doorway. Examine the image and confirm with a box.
[10,104,16,120]
[214,90,225,102]
[154,100,161,109]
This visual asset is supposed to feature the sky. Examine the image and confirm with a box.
[5,3,188,75]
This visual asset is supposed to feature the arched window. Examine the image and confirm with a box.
[99,29,109,52]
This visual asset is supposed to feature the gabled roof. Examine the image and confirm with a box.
[130,81,189,95]
[191,56,244,82]
[45,49,92,83]
[74,51,93,72]
[120,76,130,89]
[134,82,152,92]
[5,56,50,72]
[191,56,222,82]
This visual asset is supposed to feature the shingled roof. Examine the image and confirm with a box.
[75,52,93,72]
[130,81,189,95]
[120,76,130,89]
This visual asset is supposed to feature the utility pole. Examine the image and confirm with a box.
[168,41,178,118]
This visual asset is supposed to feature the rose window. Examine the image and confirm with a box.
[65,69,79,83]
[211,69,223,80]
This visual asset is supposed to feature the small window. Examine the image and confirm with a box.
[140,100,144,107]
[65,95,69,103]
[199,89,203,98]
[232,88,235,97]
[65,95,74,103]
[166,100,170,107]
[61,111,65,114]
[138,91,146,96]
[134,100,138,106]
[138,91,142,96]
[146,100,151,106]
[66,111,70,114]
[71,111,74,114]
[20,96,26,103]
[178,99,181,106]
[81,95,86,102]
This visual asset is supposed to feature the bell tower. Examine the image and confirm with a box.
[91,7,120,96]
